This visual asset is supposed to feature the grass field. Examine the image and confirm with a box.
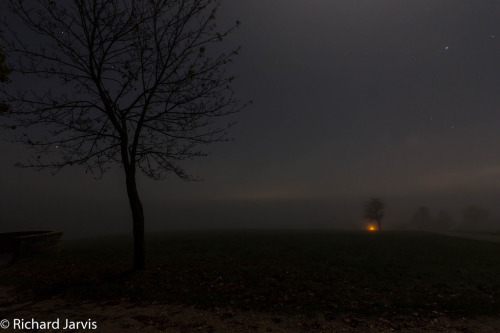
[2,230,500,319]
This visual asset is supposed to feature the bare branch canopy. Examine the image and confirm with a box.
[1,0,247,179]
[0,0,248,269]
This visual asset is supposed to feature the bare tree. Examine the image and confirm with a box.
[0,30,11,113]
[0,29,10,112]
[0,32,9,83]
[0,0,247,270]
[364,197,385,231]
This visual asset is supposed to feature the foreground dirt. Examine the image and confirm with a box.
[0,287,499,333]
[2,232,500,332]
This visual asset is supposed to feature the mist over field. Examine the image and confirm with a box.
[3,2,500,330]
[4,141,500,238]
[2,0,500,239]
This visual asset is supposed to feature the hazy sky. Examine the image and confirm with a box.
[2,0,500,236]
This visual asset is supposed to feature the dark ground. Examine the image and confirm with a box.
[1,230,500,332]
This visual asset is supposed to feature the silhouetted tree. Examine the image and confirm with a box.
[0,30,10,83]
[410,206,432,231]
[0,29,10,113]
[435,210,454,231]
[0,0,247,270]
[364,197,385,231]
[461,206,490,231]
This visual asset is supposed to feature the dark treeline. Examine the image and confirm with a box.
[409,205,499,232]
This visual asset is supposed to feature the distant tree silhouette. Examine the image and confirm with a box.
[364,197,385,231]
[1,0,247,270]
[435,211,454,231]
[410,206,432,231]
[461,206,489,231]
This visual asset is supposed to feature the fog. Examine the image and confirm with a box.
[2,0,500,238]
[4,138,500,238]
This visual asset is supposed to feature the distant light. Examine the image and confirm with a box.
[368,225,376,231]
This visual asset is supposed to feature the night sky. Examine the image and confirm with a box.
[2,0,500,237]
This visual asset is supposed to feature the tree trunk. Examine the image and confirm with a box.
[377,219,382,232]
[125,168,145,270]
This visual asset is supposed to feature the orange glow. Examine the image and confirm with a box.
[368,225,376,231]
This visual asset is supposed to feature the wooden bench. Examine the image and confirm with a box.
[0,231,63,263]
